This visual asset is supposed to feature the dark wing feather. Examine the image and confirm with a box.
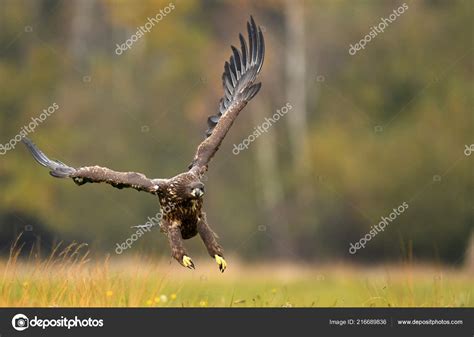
[189,16,265,172]
[22,137,77,178]
[22,137,160,193]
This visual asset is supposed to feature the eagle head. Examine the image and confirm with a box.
[162,173,205,203]
[187,181,205,199]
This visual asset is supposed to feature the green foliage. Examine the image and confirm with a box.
[0,0,471,263]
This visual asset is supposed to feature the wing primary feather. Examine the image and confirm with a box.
[223,62,232,90]
[247,21,254,70]
[255,24,261,65]
[245,82,262,101]
[223,61,232,87]
[257,27,265,73]
[239,33,248,70]
[228,56,237,86]
[231,45,242,78]
[224,86,232,101]
[224,73,233,93]
[250,16,258,64]
[22,137,51,167]
[22,137,76,178]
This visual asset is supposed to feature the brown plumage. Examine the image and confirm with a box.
[21,16,265,272]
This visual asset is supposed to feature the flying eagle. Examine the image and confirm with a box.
[22,17,265,272]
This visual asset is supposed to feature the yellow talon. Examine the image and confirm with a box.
[182,255,195,269]
[214,255,227,273]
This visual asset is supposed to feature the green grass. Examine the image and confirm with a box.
[0,243,472,307]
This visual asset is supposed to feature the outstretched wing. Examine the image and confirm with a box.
[189,16,265,174]
[22,137,161,194]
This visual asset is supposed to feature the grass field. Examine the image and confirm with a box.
[0,243,472,307]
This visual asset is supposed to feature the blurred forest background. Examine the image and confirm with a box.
[0,0,472,266]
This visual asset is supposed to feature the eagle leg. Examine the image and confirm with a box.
[167,224,194,269]
[197,213,226,272]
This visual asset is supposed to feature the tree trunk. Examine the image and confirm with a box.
[253,100,291,258]
[285,0,309,176]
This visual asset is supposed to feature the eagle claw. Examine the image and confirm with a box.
[182,255,195,269]
[214,255,227,273]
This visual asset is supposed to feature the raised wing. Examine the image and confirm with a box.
[22,137,161,194]
[189,16,265,174]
